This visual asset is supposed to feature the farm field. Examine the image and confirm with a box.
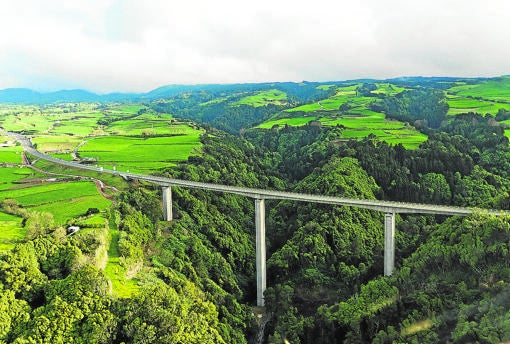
[259,84,427,149]
[371,83,406,96]
[0,144,22,164]
[0,164,113,251]
[286,85,363,112]
[77,133,202,173]
[447,76,510,101]
[0,177,112,225]
[235,89,288,107]
[446,95,510,115]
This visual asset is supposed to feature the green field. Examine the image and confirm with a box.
[286,85,363,113]
[448,77,510,101]
[0,167,40,189]
[505,129,510,140]
[0,145,23,164]
[104,229,139,297]
[257,116,318,128]
[0,165,112,250]
[78,133,202,172]
[0,211,25,251]
[32,135,83,153]
[259,85,427,149]
[50,114,102,136]
[105,113,192,136]
[446,95,510,115]
[371,83,405,96]
[235,89,288,107]
[0,179,112,225]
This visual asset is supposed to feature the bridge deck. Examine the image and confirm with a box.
[7,131,510,217]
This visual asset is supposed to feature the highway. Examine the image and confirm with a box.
[6,130,510,217]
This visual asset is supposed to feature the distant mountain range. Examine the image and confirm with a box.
[0,76,503,104]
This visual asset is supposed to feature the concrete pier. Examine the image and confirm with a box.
[384,212,395,276]
[255,198,266,307]
[162,186,173,221]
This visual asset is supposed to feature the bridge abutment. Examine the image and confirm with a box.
[162,186,172,221]
[384,212,395,276]
[255,198,266,307]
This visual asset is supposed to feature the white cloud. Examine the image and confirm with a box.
[0,0,509,92]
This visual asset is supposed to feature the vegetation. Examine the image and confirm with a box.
[0,76,510,342]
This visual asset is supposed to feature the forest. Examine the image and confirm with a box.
[0,77,510,343]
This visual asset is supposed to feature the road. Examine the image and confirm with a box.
[5,130,510,217]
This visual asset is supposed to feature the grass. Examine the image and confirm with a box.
[0,167,41,189]
[0,180,112,225]
[401,319,433,336]
[446,95,510,115]
[0,167,111,249]
[371,83,405,96]
[258,94,427,149]
[448,76,510,101]
[0,146,23,164]
[257,117,318,128]
[316,84,336,90]
[50,117,99,136]
[32,135,83,153]
[78,134,202,173]
[234,89,288,107]
[286,85,368,113]
[105,115,192,136]
[104,229,139,297]
[505,129,510,141]
[0,211,25,251]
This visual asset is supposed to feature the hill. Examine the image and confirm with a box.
[1,76,510,342]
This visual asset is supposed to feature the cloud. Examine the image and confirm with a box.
[0,0,509,93]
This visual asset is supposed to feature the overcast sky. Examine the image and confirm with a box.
[0,0,509,93]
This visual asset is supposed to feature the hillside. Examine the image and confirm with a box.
[0,76,510,342]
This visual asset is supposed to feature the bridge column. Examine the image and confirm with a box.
[255,198,266,307]
[384,212,395,276]
[162,186,172,221]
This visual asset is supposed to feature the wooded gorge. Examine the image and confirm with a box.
[1,78,510,343]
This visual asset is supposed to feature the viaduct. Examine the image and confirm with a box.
[6,131,510,307]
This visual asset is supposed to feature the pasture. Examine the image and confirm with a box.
[286,85,363,113]
[77,132,202,173]
[0,165,112,250]
[447,77,510,101]
[235,89,288,107]
[0,145,22,164]
[0,178,111,225]
[259,86,427,149]
[371,83,406,96]
[446,95,510,115]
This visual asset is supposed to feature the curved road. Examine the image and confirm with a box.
[6,130,510,217]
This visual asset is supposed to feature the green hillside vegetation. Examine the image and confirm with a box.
[235,89,288,107]
[1,179,111,225]
[371,82,406,96]
[258,84,427,149]
[78,133,202,173]
[448,76,510,101]
[0,211,25,250]
[0,76,510,342]
[446,94,510,115]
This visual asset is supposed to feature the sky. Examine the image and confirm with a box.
[0,0,509,93]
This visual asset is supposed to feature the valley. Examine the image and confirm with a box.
[0,76,510,343]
